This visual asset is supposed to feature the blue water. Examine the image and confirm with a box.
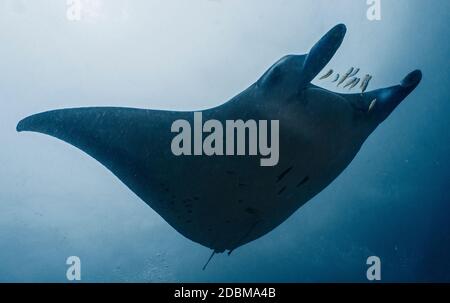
[0,0,449,282]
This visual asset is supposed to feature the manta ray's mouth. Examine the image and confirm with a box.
[287,23,423,121]
[298,23,423,121]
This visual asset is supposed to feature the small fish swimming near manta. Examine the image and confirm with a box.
[319,69,333,80]
[368,99,377,113]
[361,74,373,93]
[343,77,358,89]
[349,78,361,90]
[17,24,422,270]
[320,67,365,91]
[331,73,340,82]
[349,67,360,77]
[337,67,354,86]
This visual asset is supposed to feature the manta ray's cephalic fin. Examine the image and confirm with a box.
[256,24,347,97]
[300,23,347,87]
[344,69,422,122]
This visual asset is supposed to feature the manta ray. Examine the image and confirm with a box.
[17,24,422,268]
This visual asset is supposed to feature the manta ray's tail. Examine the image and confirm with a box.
[202,250,217,271]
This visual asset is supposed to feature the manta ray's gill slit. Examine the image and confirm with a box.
[183,199,193,215]
[277,166,293,182]
[296,176,310,187]
[277,186,287,195]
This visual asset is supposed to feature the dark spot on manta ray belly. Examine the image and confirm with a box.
[297,176,310,187]
[245,207,258,215]
[277,166,293,182]
[160,183,170,192]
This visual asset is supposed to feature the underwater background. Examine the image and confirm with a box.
[0,0,449,282]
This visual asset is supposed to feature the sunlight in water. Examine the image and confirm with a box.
[66,0,104,22]
[82,0,103,19]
